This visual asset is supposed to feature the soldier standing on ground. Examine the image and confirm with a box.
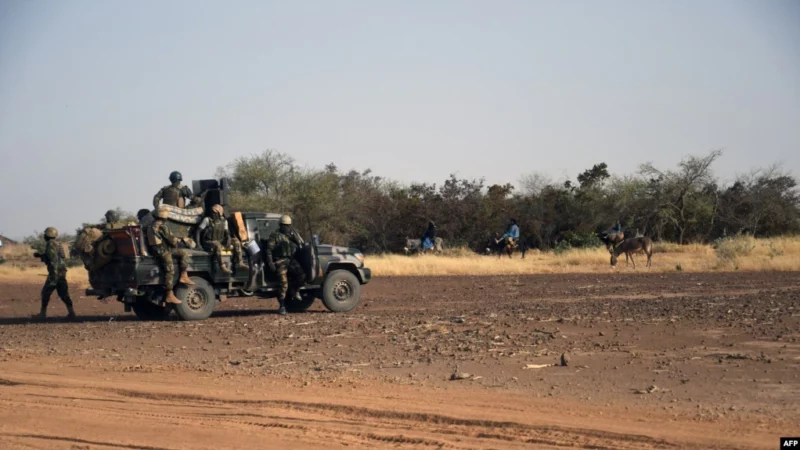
[153,171,201,210]
[147,209,194,305]
[266,215,305,315]
[33,227,76,320]
[196,204,247,274]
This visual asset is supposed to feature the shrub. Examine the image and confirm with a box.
[553,240,572,255]
[559,231,603,248]
[713,235,756,266]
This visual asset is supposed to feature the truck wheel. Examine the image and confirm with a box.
[321,270,361,313]
[286,291,316,313]
[173,277,217,321]
[132,302,171,321]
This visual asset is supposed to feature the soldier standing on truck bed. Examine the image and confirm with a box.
[147,208,194,305]
[196,204,247,275]
[32,227,76,320]
[152,171,201,210]
[266,215,305,316]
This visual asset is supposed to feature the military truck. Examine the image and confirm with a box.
[84,179,371,321]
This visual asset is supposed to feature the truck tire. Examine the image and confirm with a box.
[321,270,361,313]
[132,302,171,321]
[173,277,217,321]
[286,291,316,313]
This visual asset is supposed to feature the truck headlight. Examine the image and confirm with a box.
[354,252,365,264]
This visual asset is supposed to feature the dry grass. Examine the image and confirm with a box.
[0,243,33,261]
[369,236,800,276]
[0,263,89,285]
[1,237,798,281]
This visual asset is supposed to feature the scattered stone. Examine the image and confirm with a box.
[524,364,552,370]
[560,353,570,367]
[450,372,472,381]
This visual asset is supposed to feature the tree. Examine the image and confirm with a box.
[640,149,723,244]
[719,165,800,237]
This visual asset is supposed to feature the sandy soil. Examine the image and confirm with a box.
[0,272,798,449]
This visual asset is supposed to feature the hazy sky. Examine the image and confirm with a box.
[1,0,798,239]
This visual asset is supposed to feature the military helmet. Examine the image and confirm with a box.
[44,227,58,239]
[211,204,224,216]
[169,171,182,182]
[136,209,151,221]
[279,215,292,225]
[105,209,120,223]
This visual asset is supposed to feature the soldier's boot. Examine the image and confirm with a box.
[32,306,47,321]
[277,297,287,316]
[165,290,182,305]
[178,271,195,285]
[215,253,232,274]
[66,305,77,320]
[235,258,248,272]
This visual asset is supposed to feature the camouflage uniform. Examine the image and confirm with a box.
[37,238,75,319]
[197,214,246,274]
[102,210,126,230]
[153,184,200,210]
[147,218,192,300]
[266,228,304,312]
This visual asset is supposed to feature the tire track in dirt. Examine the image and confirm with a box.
[0,433,174,450]
[2,381,680,450]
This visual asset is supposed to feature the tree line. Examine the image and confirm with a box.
[216,149,800,254]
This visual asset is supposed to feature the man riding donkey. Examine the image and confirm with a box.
[493,218,520,258]
[599,219,625,252]
[421,221,437,254]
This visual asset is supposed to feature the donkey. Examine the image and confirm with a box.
[599,230,625,253]
[404,237,444,255]
[610,236,653,269]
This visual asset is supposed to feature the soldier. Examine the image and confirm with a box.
[32,227,76,320]
[195,204,247,275]
[265,215,305,315]
[147,208,194,305]
[101,209,132,230]
[152,171,201,210]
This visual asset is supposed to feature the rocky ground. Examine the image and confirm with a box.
[0,271,798,449]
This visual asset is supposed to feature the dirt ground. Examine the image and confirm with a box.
[0,272,798,449]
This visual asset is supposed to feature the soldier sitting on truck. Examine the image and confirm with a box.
[266,215,306,315]
[153,171,202,210]
[195,204,247,275]
[147,208,194,305]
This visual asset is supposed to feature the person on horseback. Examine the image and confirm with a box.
[500,218,520,248]
[603,220,622,238]
[421,221,436,252]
